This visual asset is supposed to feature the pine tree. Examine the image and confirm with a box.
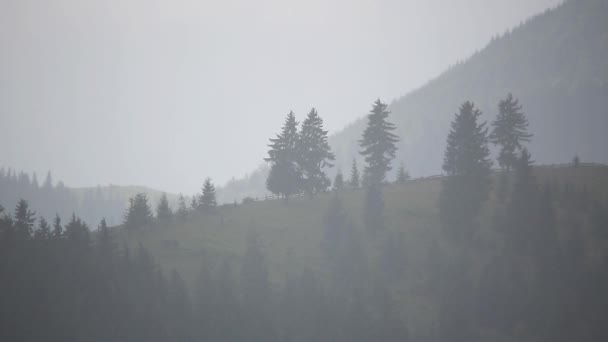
[490,93,532,170]
[440,101,492,239]
[123,193,153,230]
[97,217,115,255]
[265,111,301,201]
[359,99,399,185]
[198,178,217,213]
[156,193,173,221]
[363,185,385,232]
[177,194,189,220]
[396,163,410,184]
[14,199,35,239]
[349,159,360,188]
[333,169,344,191]
[65,213,90,248]
[52,214,62,239]
[34,217,51,240]
[297,108,335,196]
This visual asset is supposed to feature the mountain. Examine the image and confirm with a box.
[219,0,608,201]
[331,0,608,178]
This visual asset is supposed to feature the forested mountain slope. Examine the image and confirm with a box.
[331,0,608,178]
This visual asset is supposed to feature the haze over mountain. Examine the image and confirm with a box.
[0,0,559,194]
[219,0,608,202]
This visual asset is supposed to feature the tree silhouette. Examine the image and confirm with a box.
[297,108,335,196]
[349,159,360,188]
[266,111,301,201]
[123,193,153,230]
[490,93,532,170]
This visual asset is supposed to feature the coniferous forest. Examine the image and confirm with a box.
[2,0,608,341]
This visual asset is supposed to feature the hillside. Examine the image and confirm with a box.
[218,0,608,202]
[116,163,608,340]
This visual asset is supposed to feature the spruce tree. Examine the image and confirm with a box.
[440,101,492,239]
[359,99,399,185]
[396,163,410,184]
[14,199,35,239]
[297,108,335,196]
[490,93,532,170]
[123,193,153,230]
[52,214,62,239]
[156,192,173,221]
[97,217,115,256]
[349,159,360,188]
[177,194,189,220]
[198,178,217,213]
[333,169,344,191]
[34,217,51,240]
[265,111,301,201]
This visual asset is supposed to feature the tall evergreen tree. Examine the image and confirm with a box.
[297,108,335,196]
[156,193,173,221]
[490,93,532,170]
[198,178,217,213]
[440,101,492,239]
[52,214,62,239]
[177,194,189,220]
[396,163,410,184]
[34,217,51,240]
[359,99,399,185]
[349,159,360,188]
[14,199,35,239]
[333,169,344,191]
[123,193,153,230]
[96,217,115,255]
[265,111,301,201]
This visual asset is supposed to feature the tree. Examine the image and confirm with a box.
[156,193,173,222]
[265,111,301,201]
[177,194,189,220]
[198,178,217,213]
[490,93,532,170]
[297,108,335,196]
[65,213,90,248]
[14,199,35,239]
[440,101,492,239]
[349,159,360,188]
[396,163,410,184]
[97,217,115,255]
[333,169,344,191]
[363,184,385,231]
[34,217,51,240]
[359,99,399,185]
[123,193,153,230]
[52,214,63,239]
[42,171,53,189]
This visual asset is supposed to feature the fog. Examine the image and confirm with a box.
[0,0,559,193]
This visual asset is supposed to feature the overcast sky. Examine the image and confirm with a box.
[0,0,560,194]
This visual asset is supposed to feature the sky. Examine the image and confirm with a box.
[0,0,561,194]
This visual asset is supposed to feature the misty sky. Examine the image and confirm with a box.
[0,0,560,194]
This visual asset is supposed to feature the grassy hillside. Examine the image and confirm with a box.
[115,163,608,339]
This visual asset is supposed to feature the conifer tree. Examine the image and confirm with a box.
[97,217,115,255]
[440,101,492,239]
[52,214,62,239]
[156,192,173,221]
[198,178,217,213]
[65,213,90,248]
[364,185,385,231]
[42,171,53,189]
[34,217,51,240]
[333,169,344,191]
[359,99,399,185]
[297,108,335,196]
[265,111,301,201]
[123,193,153,230]
[490,93,532,170]
[14,199,35,239]
[349,159,360,188]
[177,194,189,220]
[396,163,410,184]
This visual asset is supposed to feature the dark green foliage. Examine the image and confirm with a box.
[490,93,532,170]
[198,178,217,213]
[359,99,399,185]
[297,108,335,195]
[13,199,35,240]
[440,101,492,239]
[363,184,385,232]
[266,111,301,201]
[155,192,173,222]
[396,162,410,184]
[349,159,360,188]
[333,169,344,191]
[123,193,153,230]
